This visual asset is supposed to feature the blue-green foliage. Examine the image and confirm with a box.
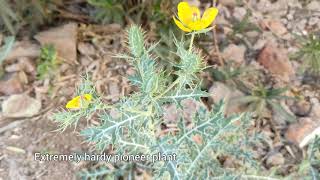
[53,25,255,179]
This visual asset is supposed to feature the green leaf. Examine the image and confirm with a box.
[268,100,296,122]
[128,25,145,58]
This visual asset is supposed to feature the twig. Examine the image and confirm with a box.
[212,0,224,66]
[212,28,224,66]
[0,120,24,134]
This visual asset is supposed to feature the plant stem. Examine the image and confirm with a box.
[189,32,195,52]
[154,33,194,100]
[154,77,180,100]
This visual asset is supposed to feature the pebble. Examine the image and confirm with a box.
[266,152,285,166]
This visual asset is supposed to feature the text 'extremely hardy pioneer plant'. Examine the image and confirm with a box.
[53,2,256,179]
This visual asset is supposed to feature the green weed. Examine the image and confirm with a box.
[295,34,320,76]
[37,44,58,80]
[52,25,260,179]
[232,85,296,122]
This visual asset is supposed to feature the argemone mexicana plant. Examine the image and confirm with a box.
[53,3,259,179]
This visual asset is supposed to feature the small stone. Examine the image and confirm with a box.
[209,82,245,115]
[262,19,288,36]
[246,31,260,39]
[18,57,36,74]
[108,82,120,102]
[289,99,312,117]
[34,23,77,62]
[5,57,36,74]
[79,56,91,66]
[192,134,202,145]
[163,104,179,123]
[266,153,285,166]
[163,99,205,123]
[285,117,320,148]
[257,42,294,81]
[233,7,247,21]
[78,42,96,56]
[296,19,307,32]
[223,157,236,168]
[181,99,203,122]
[308,17,319,26]
[5,63,21,72]
[307,1,320,11]
[254,0,272,13]
[222,44,246,64]
[0,73,24,95]
[219,0,237,7]
[310,98,320,119]
[186,0,200,7]
[286,12,294,21]
[2,94,41,118]
[4,41,40,63]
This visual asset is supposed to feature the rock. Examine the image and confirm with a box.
[18,57,36,74]
[296,19,307,32]
[163,104,179,123]
[5,57,36,74]
[186,0,200,7]
[4,41,40,62]
[223,157,236,168]
[266,0,289,17]
[307,1,320,11]
[163,99,204,123]
[0,73,24,95]
[266,153,285,166]
[257,42,294,81]
[4,63,20,72]
[308,17,319,26]
[77,42,96,56]
[289,99,312,117]
[2,94,41,118]
[246,31,260,39]
[233,7,247,21]
[79,56,91,66]
[285,118,320,148]
[209,82,245,115]
[34,23,78,62]
[219,0,237,7]
[191,134,202,145]
[310,98,320,119]
[253,32,276,50]
[253,0,272,13]
[261,19,287,36]
[108,82,120,102]
[181,99,203,122]
[209,82,231,103]
[222,44,246,64]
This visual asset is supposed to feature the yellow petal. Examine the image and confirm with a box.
[188,20,205,31]
[200,7,219,29]
[83,94,92,101]
[66,96,81,109]
[177,2,192,24]
[173,16,192,32]
[66,94,92,109]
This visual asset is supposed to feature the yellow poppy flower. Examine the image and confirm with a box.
[66,94,92,109]
[173,2,219,32]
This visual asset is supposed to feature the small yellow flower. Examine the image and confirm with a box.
[66,94,92,109]
[173,2,219,32]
